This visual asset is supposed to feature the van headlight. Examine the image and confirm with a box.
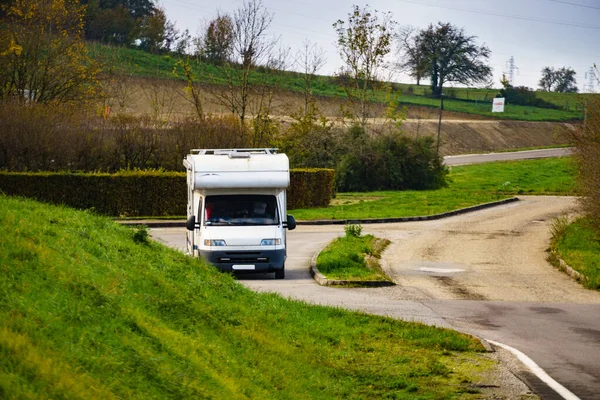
[260,238,281,246]
[204,239,226,246]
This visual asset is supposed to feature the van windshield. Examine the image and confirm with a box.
[204,195,279,226]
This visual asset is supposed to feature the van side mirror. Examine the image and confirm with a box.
[286,214,296,231]
[186,215,196,231]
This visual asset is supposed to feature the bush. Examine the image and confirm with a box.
[288,168,335,209]
[0,100,252,172]
[0,170,187,217]
[0,169,334,216]
[277,102,341,169]
[344,224,362,238]
[336,133,448,192]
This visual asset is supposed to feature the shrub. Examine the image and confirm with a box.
[336,132,448,192]
[277,102,341,169]
[0,169,334,216]
[0,170,187,217]
[288,168,335,209]
[344,224,362,238]
[0,100,253,172]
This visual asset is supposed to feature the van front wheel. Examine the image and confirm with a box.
[275,267,285,280]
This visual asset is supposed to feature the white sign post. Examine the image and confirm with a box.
[492,97,505,113]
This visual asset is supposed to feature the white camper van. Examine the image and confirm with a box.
[183,148,296,279]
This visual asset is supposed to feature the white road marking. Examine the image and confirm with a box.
[486,340,581,400]
[418,267,465,273]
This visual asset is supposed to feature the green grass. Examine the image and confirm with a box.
[1,194,502,398]
[291,157,577,220]
[551,218,600,290]
[88,43,587,122]
[317,233,392,282]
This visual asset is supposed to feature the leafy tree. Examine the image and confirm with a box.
[395,26,427,86]
[0,0,100,104]
[416,22,491,97]
[138,6,178,54]
[333,4,395,130]
[201,13,234,65]
[81,0,155,45]
[538,66,578,93]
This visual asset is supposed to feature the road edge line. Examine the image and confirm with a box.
[486,339,581,400]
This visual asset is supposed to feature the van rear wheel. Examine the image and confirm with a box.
[275,267,285,279]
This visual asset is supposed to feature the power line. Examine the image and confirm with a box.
[544,0,600,11]
[395,0,600,30]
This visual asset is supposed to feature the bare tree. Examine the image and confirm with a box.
[395,26,427,86]
[209,0,275,132]
[333,5,396,131]
[295,39,326,115]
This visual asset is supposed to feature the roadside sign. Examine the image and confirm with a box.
[492,97,505,112]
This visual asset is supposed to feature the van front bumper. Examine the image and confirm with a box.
[199,249,286,272]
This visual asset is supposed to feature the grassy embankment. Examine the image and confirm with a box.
[291,157,577,220]
[1,195,505,398]
[551,218,600,290]
[316,225,392,283]
[88,43,587,122]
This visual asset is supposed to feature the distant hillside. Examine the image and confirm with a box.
[89,43,590,122]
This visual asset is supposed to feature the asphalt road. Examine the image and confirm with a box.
[444,148,573,166]
[151,196,600,400]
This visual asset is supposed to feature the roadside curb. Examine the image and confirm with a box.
[297,197,520,225]
[550,249,587,283]
[117,197,520,228]
[309,243,395,287]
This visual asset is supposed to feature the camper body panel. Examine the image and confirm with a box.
[183,149,292,277]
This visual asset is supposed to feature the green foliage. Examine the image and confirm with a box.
[291,157,577,220]
[415,22,491,96]
[288,168,335,210]
[83,0,154,46]
[88,43,586,121]
[0,0,101,104]
[0,170,187,217]
[344,223,362,238]
[498,74,556,108]
[277,101,339,168]
[0,169,335,216]
[316,234,391,282]
[550,218,600,289]
[0,195,490,398]
[336,132,448,192]
[333,5,395,128]
[133,225,150,244]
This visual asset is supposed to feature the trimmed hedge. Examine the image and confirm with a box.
[0,171,187,217]
[288,168,335,210]
[0,169,334,217]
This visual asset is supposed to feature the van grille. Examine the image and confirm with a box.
[217,252,269,263]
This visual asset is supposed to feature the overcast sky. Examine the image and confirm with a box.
[159,0,600,92]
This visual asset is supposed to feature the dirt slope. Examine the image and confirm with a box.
[400,119,576,156]
[117,76,577,156]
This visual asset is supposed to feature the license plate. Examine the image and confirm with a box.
[232,265,255,270]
